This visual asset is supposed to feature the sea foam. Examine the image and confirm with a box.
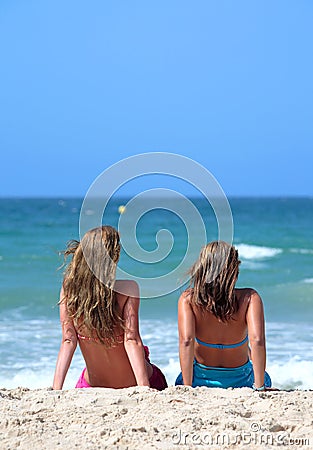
[236,244,282,260]
[302,278,313,284]
[267,357,313,390]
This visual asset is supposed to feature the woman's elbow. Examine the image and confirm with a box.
[62,337,77,349]
[180,336,194,347]
[124,334,142,346]
[249,336,265,347]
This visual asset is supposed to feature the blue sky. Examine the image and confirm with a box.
[1,1,312,197]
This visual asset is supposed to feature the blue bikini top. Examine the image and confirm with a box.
[195,334,248,350]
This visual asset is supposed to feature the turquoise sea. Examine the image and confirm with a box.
[0,197,312,390]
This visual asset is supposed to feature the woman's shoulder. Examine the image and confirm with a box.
[235,287,259,296]
[178,288,194,304]
[235,287,262,305]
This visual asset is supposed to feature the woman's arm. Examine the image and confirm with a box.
[178,291,195,386]
[246,290,267,389]
[52,288,78,390]
[122,282,150,387]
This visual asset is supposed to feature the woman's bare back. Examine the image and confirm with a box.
[191,288,253,368]
[76,280,152,388]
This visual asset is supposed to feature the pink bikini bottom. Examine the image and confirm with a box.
[75,346,167,391]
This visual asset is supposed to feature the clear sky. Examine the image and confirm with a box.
[1,0,312,197]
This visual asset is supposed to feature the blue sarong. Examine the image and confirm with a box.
[175,359,272,388]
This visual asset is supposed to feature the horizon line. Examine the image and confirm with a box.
[1,194,312,200]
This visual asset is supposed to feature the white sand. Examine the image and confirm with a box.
[1,386,312,449]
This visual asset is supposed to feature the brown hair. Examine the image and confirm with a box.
[61,226,123,345]
[189,241,241,321]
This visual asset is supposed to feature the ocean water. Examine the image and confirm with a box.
[0,197,312,390]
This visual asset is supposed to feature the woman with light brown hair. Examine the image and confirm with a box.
[53,225,167,390]
[175,241,271,390]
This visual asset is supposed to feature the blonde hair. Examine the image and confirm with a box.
[61,226,123,346]
[189,241,241,321]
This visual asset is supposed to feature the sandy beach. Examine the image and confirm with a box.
[1,386,312,449]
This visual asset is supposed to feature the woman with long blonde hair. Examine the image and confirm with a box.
[53,226,167,390]
[175,241,271,390]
